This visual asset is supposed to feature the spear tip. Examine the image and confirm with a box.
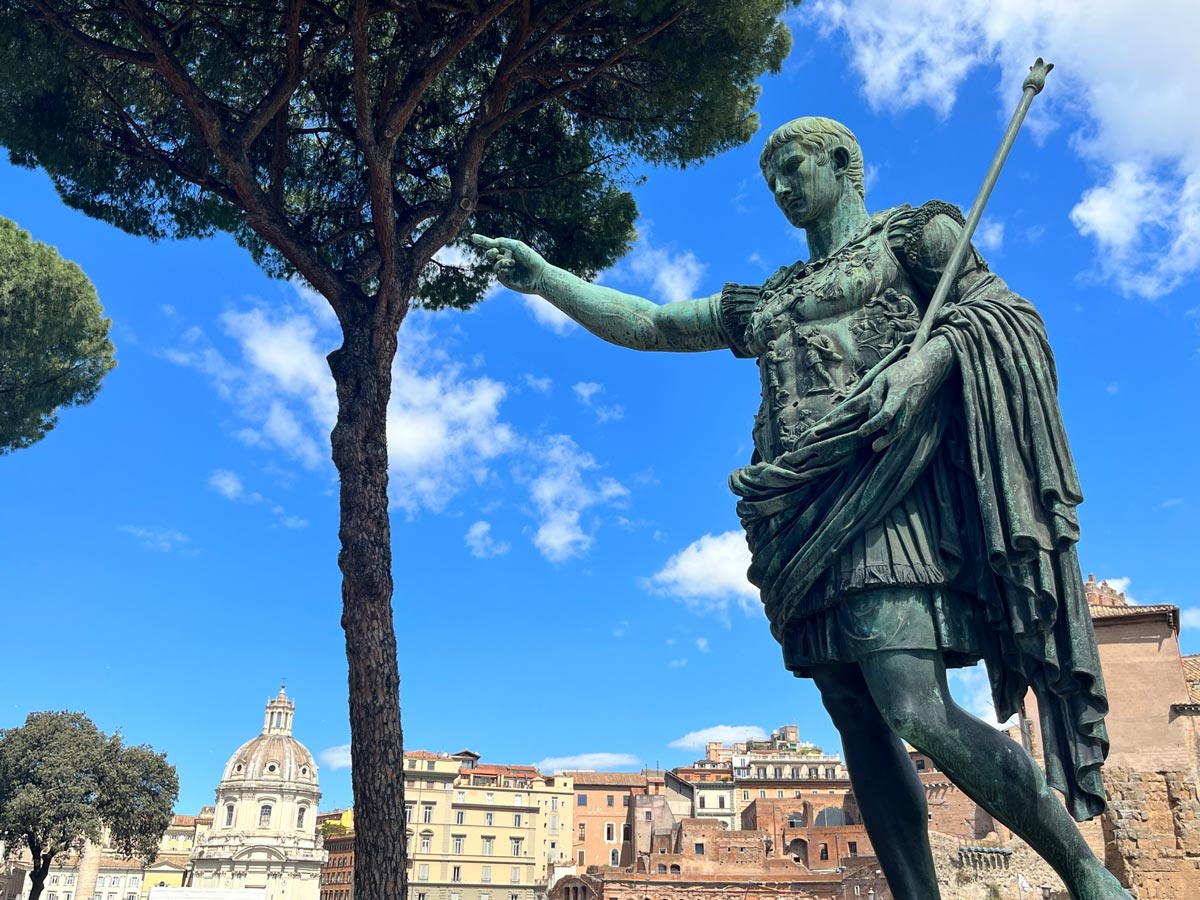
[1023,58,1054,95]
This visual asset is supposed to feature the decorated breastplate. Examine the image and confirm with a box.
[746,222,923,460]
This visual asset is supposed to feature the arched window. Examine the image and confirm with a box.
[669,865,680,875]
[297,807,307,829]
[224,804,235,827]
[609,850,619,866]
[259,804,273,827]
[654,864,666,875]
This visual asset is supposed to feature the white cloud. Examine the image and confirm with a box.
[465,520,511,558]
[526,435,629,562]
[522,374,552,394]
[668,658,688,668]
[535,752,642,773]
[805,0,1200,298]
[627,237,706,304]
[573,381,603,405]
[612,620,629,638]
[319,744,352,770]
[169,296,518,515]
[975,218,1005,254]
[646,531,759,616]
[1158,498,1184,509]
[948,666,1016,730]
[209,469,245,501]
[1182,608,1200,630]
[522,293,575,334]
[119,525,192,553]
[1105,382,1119,395]
[695,637,709,653]
[595,405,625,424]
[668,725,768,751]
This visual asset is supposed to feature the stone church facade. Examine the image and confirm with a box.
[188,688,326,900]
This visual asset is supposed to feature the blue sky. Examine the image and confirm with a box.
[2,4,1198,816]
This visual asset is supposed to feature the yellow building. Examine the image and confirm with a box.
[404,750,574,900]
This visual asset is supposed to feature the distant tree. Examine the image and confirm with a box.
[0,217,116,453]
[0,712,179,900]
[0,5,797,900]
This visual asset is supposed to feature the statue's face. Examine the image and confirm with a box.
[763,141,842,228]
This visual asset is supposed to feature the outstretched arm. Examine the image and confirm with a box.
[471,234,728,353]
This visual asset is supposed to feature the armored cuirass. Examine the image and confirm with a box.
[745,220,925,460]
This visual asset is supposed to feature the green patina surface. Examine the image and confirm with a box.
[474,106,1131,900]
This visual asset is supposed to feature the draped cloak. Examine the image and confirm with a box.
[727,204,1111,822]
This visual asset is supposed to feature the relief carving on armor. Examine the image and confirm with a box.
[850,288,920,367]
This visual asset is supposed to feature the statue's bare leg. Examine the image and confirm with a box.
[858,648,1131,900]
[811,664,940,900]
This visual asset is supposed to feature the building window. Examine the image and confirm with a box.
[777,790,784,799]
[773,767,783,778]
[578,823,585,839]
[610,850,620,866]
[551,797,559,811]
[607,795,614,807]
[809,768,819,778]
[848,842,858,857]
[510,838,522,856]
[427,760,436,771]
[756,767,766,778]
[485,812,494,827]
[67,878,75,887]
[453,835,464,854]
[577,794,587,806]
[405,804,414,823]
[644,811,651,822]
[51,878,60,886]
[450,894,460,900]
[259,804,273,827]
[483,837,494,856]
[694,843,704,856]
[417,864,428,882]
[422,805,433,824]
[622,824,631,842]
[742,790,749,800]
[699,796,706,809]
[826,768,836,779]
[577,851,585,866]
[759,790,766,799]
[481,866,492,883]
[655,865,666,875]
[915,758,926,771]
[509,867,520,884]
[486,793,495,804]
[225,804,235,827]
[718,796,726,809]
[605,823,615,842]
[514,795,522,806]
[457,791,466,802]
[512,813,522,827]
[420,835,431,853]
[455,810,465,825]
[451,866,461,883]
[819,844,829,861]
[791,767,800,779]
[297,807,307,829]
[669,865,680,875]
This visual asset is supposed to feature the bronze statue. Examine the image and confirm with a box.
[475,69,1129,900]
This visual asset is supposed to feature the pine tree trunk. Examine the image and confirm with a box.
[26,851,50,900]
[328,310,406,900]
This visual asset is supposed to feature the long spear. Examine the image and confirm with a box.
[909,57,1053,352]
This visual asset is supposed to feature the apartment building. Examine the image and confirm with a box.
[404,750,573,900]
[563,772,646,870]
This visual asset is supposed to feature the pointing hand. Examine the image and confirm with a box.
[470,234,548,295]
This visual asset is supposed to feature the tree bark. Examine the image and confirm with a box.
[328,307,406,900]
[26,849,51,900]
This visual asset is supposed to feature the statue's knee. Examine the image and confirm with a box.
[880,697,938,745]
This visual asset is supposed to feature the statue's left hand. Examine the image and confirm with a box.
[840,342,953,452]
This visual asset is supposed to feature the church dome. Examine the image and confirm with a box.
[218,687,320,788]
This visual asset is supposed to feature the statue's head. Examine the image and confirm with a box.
[759,117,865,201]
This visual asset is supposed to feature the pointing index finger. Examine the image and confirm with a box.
[470,233,498,249]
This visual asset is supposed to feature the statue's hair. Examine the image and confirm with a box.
[759,117,865,200]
